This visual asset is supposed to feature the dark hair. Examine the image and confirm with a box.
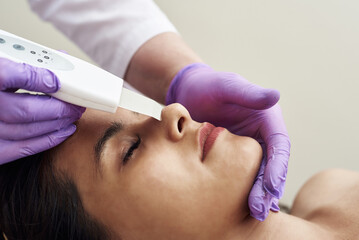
[0,152,111,240]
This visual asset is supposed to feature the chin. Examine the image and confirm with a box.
[224,134,263,185]
[238,136,262,169]
[211,132,263,187]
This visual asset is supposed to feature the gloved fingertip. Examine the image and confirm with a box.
[45,124,77,149]
[263,169,286,199]
[263,158,287,199]
[249,202,269,222]
[261,88,280,108]
[77,106,86,115]
[242,88,280,110]
[58,124,77,138]
[248,195,270,222]
[264,180,283,199]
[66,104,86,119]
[270,199,280,212]
[59,115,84,130]
[41,69,60,93]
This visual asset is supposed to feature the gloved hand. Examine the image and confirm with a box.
[166,63,290,221]
[0,58,85,165]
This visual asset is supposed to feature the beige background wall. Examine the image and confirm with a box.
[1,1,358,206]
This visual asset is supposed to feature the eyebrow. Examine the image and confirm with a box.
[94,121,124,173]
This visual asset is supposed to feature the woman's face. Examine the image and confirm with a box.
[54,103,262,240]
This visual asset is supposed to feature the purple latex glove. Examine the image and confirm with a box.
[0,58,85,165]
[166,63,290,221]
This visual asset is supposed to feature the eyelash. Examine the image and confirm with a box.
[123,136,141,164]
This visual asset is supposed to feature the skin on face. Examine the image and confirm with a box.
[53,103,263,240]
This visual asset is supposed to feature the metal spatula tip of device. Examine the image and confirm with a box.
[119,88,163,121]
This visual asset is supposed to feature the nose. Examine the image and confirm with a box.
[161,103,192,141]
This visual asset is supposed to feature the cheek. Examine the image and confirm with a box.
[126,148,193,203]
[235,138,263,181]
[116,149,199,233]
[119,148,237,231]
[204,135,263,208]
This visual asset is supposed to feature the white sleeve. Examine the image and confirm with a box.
[27,0,177,78]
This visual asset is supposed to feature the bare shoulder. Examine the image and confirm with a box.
[291,169,359,239]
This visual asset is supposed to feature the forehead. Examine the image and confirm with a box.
[81,108,143,128]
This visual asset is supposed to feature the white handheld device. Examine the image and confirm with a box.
[0,29,163,120]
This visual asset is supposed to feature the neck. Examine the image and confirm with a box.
[223,211,330,240]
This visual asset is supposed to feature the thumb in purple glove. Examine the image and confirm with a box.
[166,63,280,116]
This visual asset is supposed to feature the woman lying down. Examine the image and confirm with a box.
[0,104,358,240]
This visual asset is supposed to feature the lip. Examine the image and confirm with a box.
[198,122,225,161]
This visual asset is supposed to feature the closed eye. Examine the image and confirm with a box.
[123,136,141,164]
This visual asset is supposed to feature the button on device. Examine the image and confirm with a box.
[42,50,48,54]
[30,51,36,54]
[37,59,43,63]
[44,56,50,59]
[13,44,25,50]
[0,38,5,44]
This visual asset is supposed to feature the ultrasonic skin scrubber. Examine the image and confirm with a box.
[0,29,163,120]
